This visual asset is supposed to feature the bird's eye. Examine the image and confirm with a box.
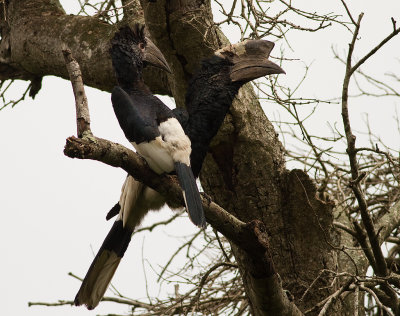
[139,42,145,50]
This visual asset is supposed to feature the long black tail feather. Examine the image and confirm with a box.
[74,220,132,310]
[174,162,206,228]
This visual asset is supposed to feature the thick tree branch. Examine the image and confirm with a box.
[63,135,259,253]
[339,14,400,313]
[63,135,249,244]
[352,220,378,272]
[62,48,91,138]
[1,0,170,94]
[341,15,400,282]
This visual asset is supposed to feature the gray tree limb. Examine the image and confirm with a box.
[1,0,170,94]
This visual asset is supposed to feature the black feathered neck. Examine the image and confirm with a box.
[110,25,148,91]
[185,55,242,177]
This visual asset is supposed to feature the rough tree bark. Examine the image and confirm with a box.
[1,0,371,315]
[140,1,344,314]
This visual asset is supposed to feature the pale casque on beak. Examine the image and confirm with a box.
[216,39,285,83]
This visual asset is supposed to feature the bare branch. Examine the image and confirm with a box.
[0,79,31,110]
[349,20,400,78]
[339,0,357,26]
[341,13,388,277]
[133,210,185,234]
[191,262,238,308]
[358,285,395,316]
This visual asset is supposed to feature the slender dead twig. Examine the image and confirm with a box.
[358,285,395,316]
[191,262,238,308]
[214,229,231,262]
[339,0,357,26]
[305,278,353,315]
[133,210,185,235]
[349,18,400,78]
[29,296,155,310]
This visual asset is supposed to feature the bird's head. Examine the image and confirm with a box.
[110,25,171,75]
[186,39,285,110]
[214,39,285,83]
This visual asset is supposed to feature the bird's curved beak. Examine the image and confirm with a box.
[143,38,172,74]
[230,58,285,82]
[218,40,285,83]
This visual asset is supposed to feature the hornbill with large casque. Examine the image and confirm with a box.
[74,25,285,310]
[177,39,285,177]
[75,25,204,309]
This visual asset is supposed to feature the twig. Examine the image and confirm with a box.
[28,300,74,307]
[192,262,238,308]
[305,278,353,314]
[353,284,359,316]
[158,230,202,281]
[300,269,331,302]
[28,296,154,309]
[339,0,356,26]
[67,272,83,281]
[0,80,31,111]
[359,285,395,316]
[349,20,400,78]
[133,210,185,234]
[214,229,231,262]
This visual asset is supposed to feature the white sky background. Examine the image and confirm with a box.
[1,1,400,315]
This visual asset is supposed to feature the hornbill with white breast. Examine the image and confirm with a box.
[74,25,284,310]
[75,25,204,309]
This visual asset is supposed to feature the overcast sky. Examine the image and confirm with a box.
[1,1,400,315]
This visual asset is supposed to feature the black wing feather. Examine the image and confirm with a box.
[111,86,159,143]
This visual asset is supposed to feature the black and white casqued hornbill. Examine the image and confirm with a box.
[74,25,285,310]
[109,25,205,228]
[74,25,204,309]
